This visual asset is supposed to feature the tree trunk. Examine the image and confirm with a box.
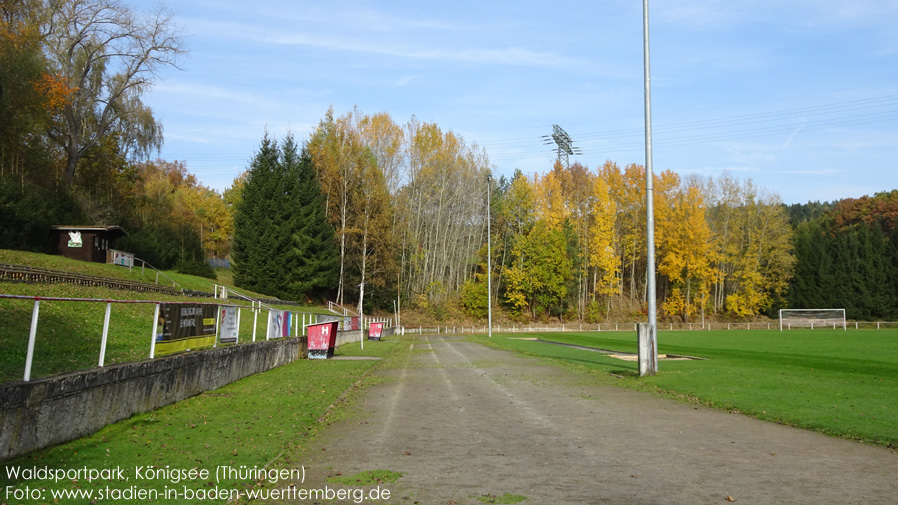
[64,149,79,187]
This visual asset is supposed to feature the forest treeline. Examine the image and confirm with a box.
[233,107,897,323]
[787,192,898,320]
[0,0,216,275]
[2,1,896,321]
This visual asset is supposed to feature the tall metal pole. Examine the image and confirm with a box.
[642,0,658,375]
[350,282,365,351]
[487,174,493,337]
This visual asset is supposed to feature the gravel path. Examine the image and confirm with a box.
[278,335,898,504]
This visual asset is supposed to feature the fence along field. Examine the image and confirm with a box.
[3,278,896,385]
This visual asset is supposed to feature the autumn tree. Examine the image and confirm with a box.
[175,181,232,261]
[0,1,83,250]
[599,162,647,308]
[353,156,396,311]
[357,111,405,197]
[1,0,56,171]
[588,173,619,317]
[658,180,716,322]
[503,219,572,320]
[494,172,534,314]
[308,108,365,305]
[355,111,405,307]
[398,118,490,307]
[704,174,795,318]
[501,172,574,319]
[110,159,212,276]
[41,0,185,186]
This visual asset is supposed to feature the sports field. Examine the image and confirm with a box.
[475,328,898,447]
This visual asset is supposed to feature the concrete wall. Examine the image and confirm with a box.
[0,337,306,462]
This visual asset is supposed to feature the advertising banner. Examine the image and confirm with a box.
[308,321,339,359]
[154,303,217,355]
[267,310,291,340]
[368,322,384,341]
[112,250,134,267]
[219,306,239,344]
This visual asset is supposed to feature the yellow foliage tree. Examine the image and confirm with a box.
[532,169,568,231]
[658,182,716,322]
[589,175,619,298]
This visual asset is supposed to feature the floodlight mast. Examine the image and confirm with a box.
[542,125,582,168]
[487,174,492,338]
[642,0,658,376]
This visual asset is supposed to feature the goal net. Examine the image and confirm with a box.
[779,309,846,331]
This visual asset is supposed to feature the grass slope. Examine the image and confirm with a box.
[0,339,404,504]
[473,329,898,447]
[0,250,331,383]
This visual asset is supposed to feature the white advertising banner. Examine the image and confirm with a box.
[267,310,291,340]
[219,306,239,344]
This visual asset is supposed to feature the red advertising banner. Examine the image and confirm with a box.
[368,322,384,341]
[308,321,338,359]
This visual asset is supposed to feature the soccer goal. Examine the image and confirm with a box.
[779,309,847,331]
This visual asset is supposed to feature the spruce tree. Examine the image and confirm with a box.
[233,132,338,300]
[281,134,339,300]
[233,132,281,295]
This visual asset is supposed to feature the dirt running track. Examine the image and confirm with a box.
[274,335,898,504]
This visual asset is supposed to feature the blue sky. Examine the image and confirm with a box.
[144,0,898,204]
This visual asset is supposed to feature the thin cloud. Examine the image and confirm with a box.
[780,168,838,175]
[156,81,281,109]
[184,16,582,70]
[781,123,805,148]
[266,32,582,69]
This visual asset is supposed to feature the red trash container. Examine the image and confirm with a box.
[307,321,339,359]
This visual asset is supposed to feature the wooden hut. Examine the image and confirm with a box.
[50,225,128,263]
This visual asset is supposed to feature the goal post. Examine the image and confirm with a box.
[779,309,847,331]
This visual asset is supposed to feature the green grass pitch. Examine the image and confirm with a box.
[475,328,898,447]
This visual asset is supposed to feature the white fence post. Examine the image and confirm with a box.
[267,310,272,340]
[23,300,40,381]
[149,303,160,359]
[99,302,112,367]
[252,306,258,341]
[236,308,242,344]
[213,306,221,348]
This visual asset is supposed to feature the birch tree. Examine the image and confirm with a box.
[308,108,361,305]
[399,120,490,306]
